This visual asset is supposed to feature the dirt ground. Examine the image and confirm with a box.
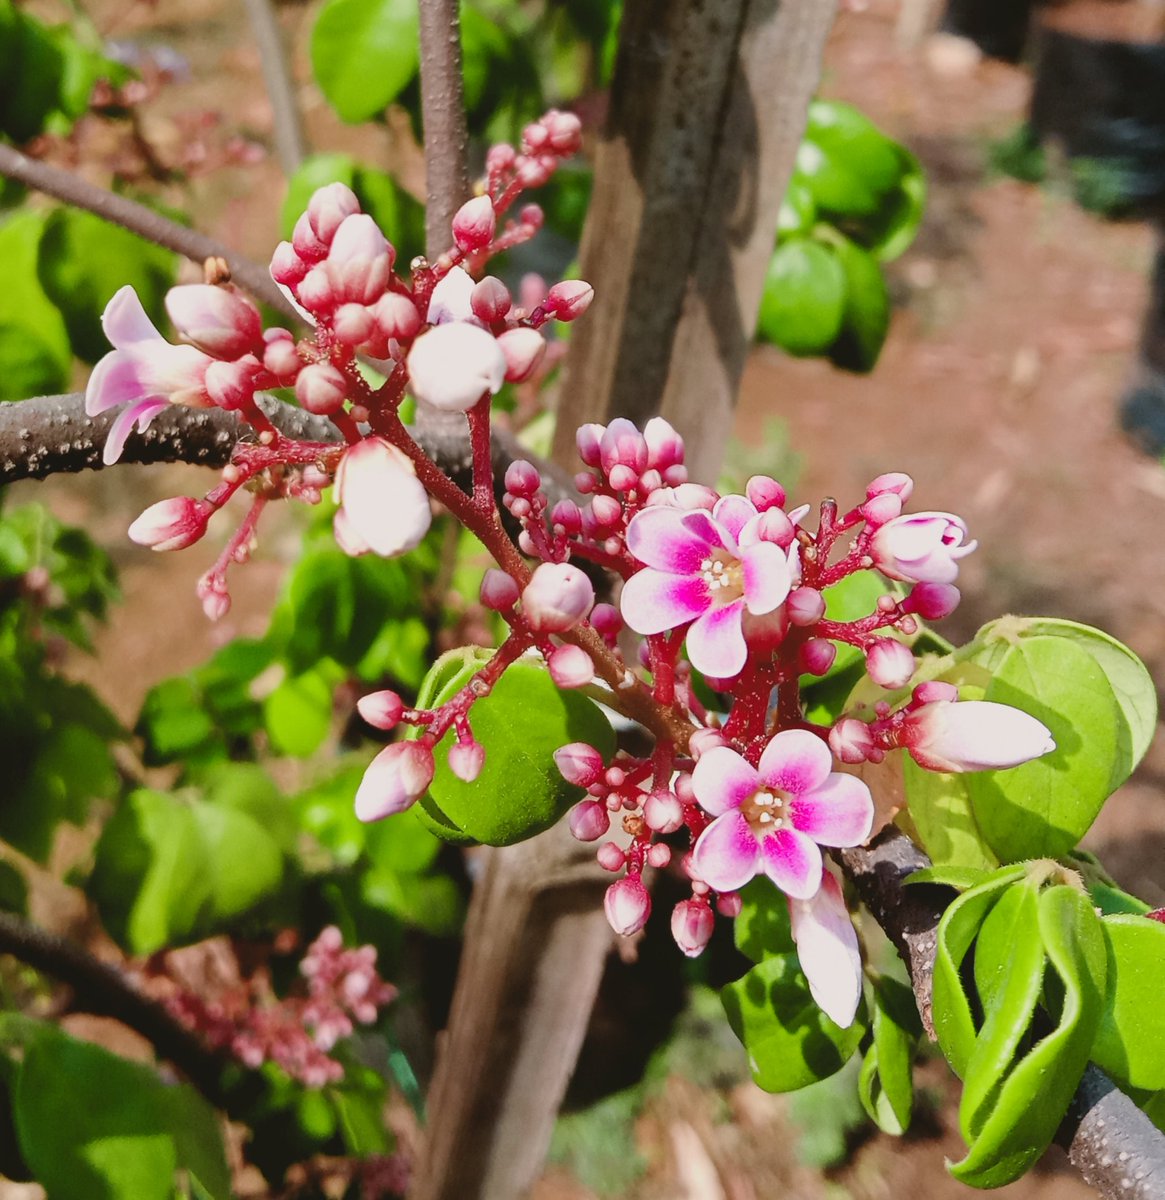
[8,0,1165,1197]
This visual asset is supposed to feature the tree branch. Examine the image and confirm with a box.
[0,144,300,322]
[243,0,309,176]
[841,828,1165,1200]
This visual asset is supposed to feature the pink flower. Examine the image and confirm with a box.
[355,741,435,821]
[86,286,213,465]
[407,322,506,411]
[690,730,873,900]
[333,437,431,557]
[898,699,1055,773]
[870,511,977,585]
[789,870,863,1028]
[620,497,793,678]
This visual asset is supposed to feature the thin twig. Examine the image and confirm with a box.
[0,144,300,322]
[243,0,309,176]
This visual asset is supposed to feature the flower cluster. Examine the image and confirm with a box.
[93,110,1056,1030]
[164,926,397,1087]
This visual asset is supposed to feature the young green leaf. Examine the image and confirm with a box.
[733,878,795,963]
[902,757,999,872]
[859,976,920,1134]
[1091,914,1165,1092]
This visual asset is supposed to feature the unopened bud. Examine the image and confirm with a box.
[504,459,542,497]
[548,644,594,688]
[866,471,914,502]
[522,562,594,632]
[205,355,262,410]
[408,322,506,411]
[671,899,714,958]
[497,327,546,382]
[829,717,876,764]
[166,285,263,359]
[328,214,393,305]
[554,741,604,787]
[355,741,435,821]
[270,240,307,285]
[357,690,404,730]
[643,789,684,834]
[605,875,651,936]
[600,418,648,475]
[128,497,214,552]
[746,475,787,512]
[263,329,302,380]
[331,303,376,347]
[569,800,609,842]
[865,638,915,689]
[308,182,361,244]
[800,638,837,676]
[292,211,328,262]
[452,194,497,252]
[551,499,583,535]
[471,276,512,323]
[544,279,594,321]
[480,568,520,610]
[903,581,961,621]
[786,586,825,626]
[861,492,903,526]
[448,739,485,783]
[597,842,626,871]
[296,362,349,415]
[575,423,604,468]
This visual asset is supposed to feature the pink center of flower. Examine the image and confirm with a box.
[743,786,790,833]
[701,549,743,603]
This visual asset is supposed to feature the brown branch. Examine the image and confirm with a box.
[841,828,1165,1200]
[243,0,309,176]
[0,144,300,323]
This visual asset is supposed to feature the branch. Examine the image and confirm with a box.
[0,144,300,323]
[0,911,237,1112]
[840,828,1165,1200]
[243,0,309,176]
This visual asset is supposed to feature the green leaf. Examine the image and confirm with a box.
[859,977,920,1134]
[756,237,847,357]
[948,885,1106,1188]
[967,637,1128,861]
[264,666,335,756]
[960,879,1045,1141]
[1091,914,1165,1091]
[828,233,890,374]
[0,211,70,397]
[360,863,465,935]
[0,7,65,142]
[192,802,285,925]
[0,859,27,914]
[330,1082,391,1154]
[311,0,419,123]
[904,864,992,890]
[902,756,999,872]
[37,207,176,363]
[733,878,795,963]
[721,954,867,1093]
[422,659,616,846]
[163,1086,233,1200]
[932,865,1025,1077]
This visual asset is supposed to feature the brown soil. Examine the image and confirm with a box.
[6,0,1165,1197]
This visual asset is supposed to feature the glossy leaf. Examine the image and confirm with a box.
[264,666,336,757]
[902,757,999,872]
[734,878,795,962]
[756,238,847,357]
[311,0,419,123]
[0,211,70,398]
[859,976,920,1134]
[722,953,867,1093]
[904,864,992,890]
[948,885,1106,1187]
[1091,914,1165,1091]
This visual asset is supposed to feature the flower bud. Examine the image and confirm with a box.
[643,789,684,834]
[486,143,516,174]
[671,899,714,958]
[569,800,609,842]
[297,265,336,315]
[452,194,497,252]
[292,211,328,262]
[503,461,541,500]
[861,492,903,526]
[407,322,506,411]
[296,362,349,414]
[867,471,914,502]
[589,494,622,529]
[471,276,512,323]
[548,643,594,688]
[575,423,604,468]
[551,500,583,535]
[334,437,431,558]
[308,182,361,244]
[871,512,977,585]
[371,291,422,341]
[716,891,743,918]
[448,739,485,783]
[522,562,594,632]
[865,638,916,689]
[597,842,626,871]
[331,303,376,347]
[480,568,520,610]
[828,718,876,763]
[519,203,544,230]
[328,214,393,305]
[600,417,648,475]
[128,497,214,551]
[746,475,787,512]
[899,699,1055,774]
[542,109,582,154]
[202,587,231,622]
[608,464,638,493]
[165,285,263,359]
[589,603,623,641]
[644,417,685,472]
[270,240,307,285]
[800,638,837,676]
[357,690,404,730]
[553,741,604,787]
[604,876,651,936]
[497,327,546,382]
[205,355,262,410]
[544,279,594,321]
[355,741,435,821]
[903,581,961,621]
[263,329,302,380]
[786,586,825,626]
[689,727,727,758]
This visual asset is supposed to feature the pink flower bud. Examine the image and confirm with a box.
[165,285,263,359]
[544,279,594,321]
[471,276,512,323]
[589,603,623,640]
[504,460,542,497]
[575,423,604,468]
[328,214,393,305]
[480,568,520,610]
[903,582,961,621]
[786,586,825,626]
[486,143,516,173]
[522,562,594,632]
[716,891,743,918]
[355,741,435,821]
[1148,909,1165,925]
[542,109,582,154]
[357,690,404,730]
[448,739,485,783]
[643,789,684,834]
[497,327,546,382]
[671,899,714,958]
[296,362,349,415]
[292,212,328,262]
[643,417,685,471]
[829,718,875,764]
[646,843,671,869]
[589,494,622,529]
[867,471,914,502]
[912,680,960,706]
[689,727,727,758]
[263,330,302,380]
[554,741,604,787]
[899,700,1055,774]
[800,638,837,676]
[746,475,787,512]
[519,203,544,230]
[871,512,977,585]
[647,483,719,511]
[861,492,903,526]
[202,588,231,621]
[569,800,609,842]
[597,842,626,871]
[297,265,336,314]
[605,876,651,936]
[865,638,915,689]
[270,240,307,285]
[551,500,583,535]
[606,464,637,492]
[548,644,594,688]
[407,322,506,411]
[205,355,262,410]
[308,182,361,244]
[452,194,497,252]
[128,497,213,551]
[750,507,796,548]
[331,303,376,347]
[334,437,431,558]
[599,418,648,475]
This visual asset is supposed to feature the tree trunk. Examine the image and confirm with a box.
[412,3,837,1196]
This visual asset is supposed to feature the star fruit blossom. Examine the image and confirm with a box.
[620,496,794,678]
